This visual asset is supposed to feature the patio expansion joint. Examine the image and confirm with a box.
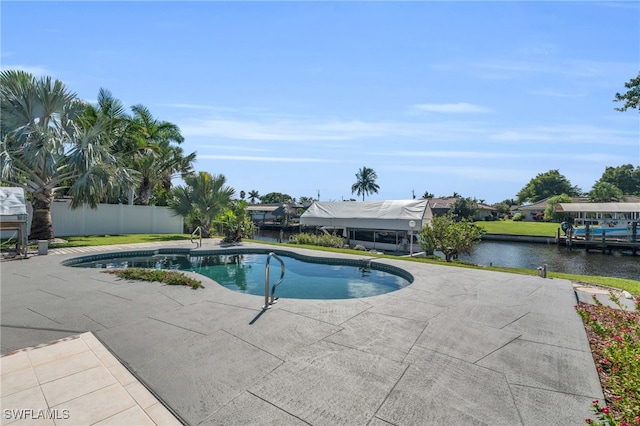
[83,313,108,329]
[26,307,63,325]
[1,324,83,334]
[36,288,66,299]
[242,390,313,426]
[499,311,530,330]
[218,328,287,363]
[370,362,411,425]
[96,289,133,302]
[147,316,208,336]
[472,334,523,365]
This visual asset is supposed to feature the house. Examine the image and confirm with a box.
[247,204,281,224]
[424,197,497,221]
[518,195,640,222]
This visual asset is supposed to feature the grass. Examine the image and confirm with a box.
[476,220,560,237]
[49,234,192,248]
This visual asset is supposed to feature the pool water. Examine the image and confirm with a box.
[68,251,412,300]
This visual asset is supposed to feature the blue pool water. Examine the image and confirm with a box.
[65,249,412,300]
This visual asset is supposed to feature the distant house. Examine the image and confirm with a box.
[425,197,497,221]
[518,195,640,222]
[247,204,280,224]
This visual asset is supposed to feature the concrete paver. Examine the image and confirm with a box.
[1,240,609,425]
[0,333,180,426]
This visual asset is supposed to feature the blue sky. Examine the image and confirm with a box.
[2,1,639,204]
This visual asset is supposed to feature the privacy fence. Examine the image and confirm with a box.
[32,202,183,237]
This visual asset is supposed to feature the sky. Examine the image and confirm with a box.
[1,1,639,204]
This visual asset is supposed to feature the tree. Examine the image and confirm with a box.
[126,104,194,206]
[451,197,479,220]
[594,164,640,196]
[417,213,484,262]
[351,166,380,201]
[422,190,434,199]
[239,190,246,200]
[492,199,517,218]
[516,169,581,204]
[168,172,235,238]
[298,196,315,206]
[260,192,294,204]
[588,182,625,203]
[613,71,640,112]
[217,200,253,242]
[0,70,135,240]
[248,190,260,204]
[544,194,573,222]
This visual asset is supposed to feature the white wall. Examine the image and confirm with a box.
[24,202,184,237]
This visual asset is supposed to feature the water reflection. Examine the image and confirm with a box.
[457,241,639,280]
[253,230,639,280]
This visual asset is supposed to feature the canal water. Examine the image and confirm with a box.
[253,230,639,281]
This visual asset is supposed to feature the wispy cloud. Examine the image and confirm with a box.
[195,144,269,152]
[489,125,637,145]
[383,164,534,183]
[528,89,588,98]
[180,118,403,141]
[198,154,335,163]
[413,103,492,113]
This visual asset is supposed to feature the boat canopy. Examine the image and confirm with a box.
[300,200,428,231]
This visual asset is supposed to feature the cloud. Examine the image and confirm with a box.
[412,103,492,113]
[383,164,533,183]
[180,118,403,141]
[489,125,637,145]
[198,154,335,163]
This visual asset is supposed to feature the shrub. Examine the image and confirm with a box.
[289,233,344,248]
[103,268,202,289]
[512,212,525,221]
[576,293,640,425]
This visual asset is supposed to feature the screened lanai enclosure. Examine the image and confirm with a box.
[300,200,429,253]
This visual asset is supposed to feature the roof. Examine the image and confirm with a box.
[247,204,280,213]
[520,196,589,210]
[556,202,640,213]
[0,187,27,218]
[300,200,428,230]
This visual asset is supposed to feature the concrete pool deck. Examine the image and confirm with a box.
[1,240,605,425]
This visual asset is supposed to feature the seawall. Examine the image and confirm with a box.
[482,233,558,244]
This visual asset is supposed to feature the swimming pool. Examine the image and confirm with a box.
[62,248,413,300]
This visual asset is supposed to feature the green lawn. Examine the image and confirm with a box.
[477,220,560,237]
[49,234,192,248]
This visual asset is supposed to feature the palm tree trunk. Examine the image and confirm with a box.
[29,190,54,241]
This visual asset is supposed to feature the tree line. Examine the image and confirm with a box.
[2,70,638,240]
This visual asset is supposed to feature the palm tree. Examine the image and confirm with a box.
[248,190,260,204]
[168,171,235,237]
[351,166,380,201]
[126,104,194,205]
[0,70,135,240]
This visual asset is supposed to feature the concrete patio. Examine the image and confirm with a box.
[1,240,604,425]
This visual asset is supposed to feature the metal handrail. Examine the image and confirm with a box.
[263,252,285,309]
[190,226,202,248]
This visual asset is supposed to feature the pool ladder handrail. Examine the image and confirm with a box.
[263,252,285,309]
[191,226,202,248]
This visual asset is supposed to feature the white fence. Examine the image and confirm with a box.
[32,202,183,237]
